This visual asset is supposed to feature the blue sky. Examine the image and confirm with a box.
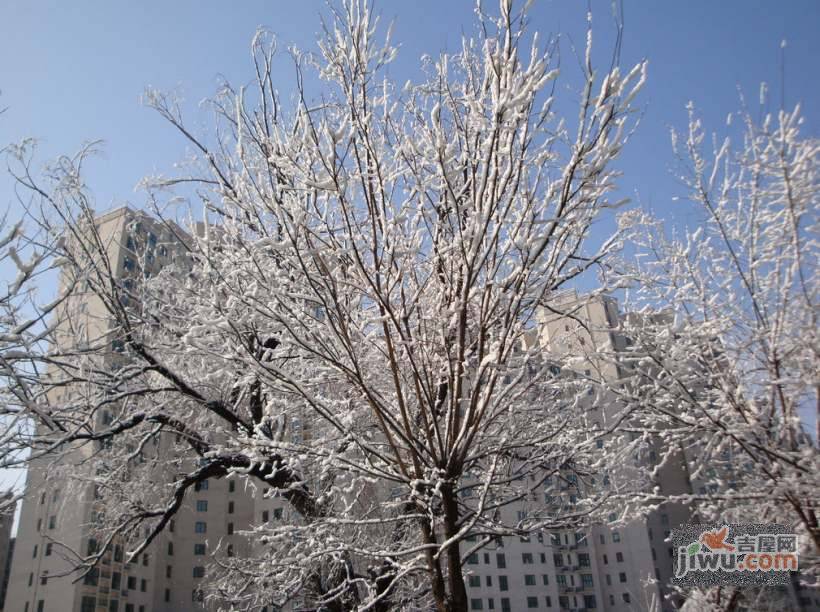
[0,1,818,498]
[2,0,818,227]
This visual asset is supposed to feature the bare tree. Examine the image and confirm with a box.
[12,1,648,610]
[611,97,818,609]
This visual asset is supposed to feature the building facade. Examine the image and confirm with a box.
[6,208,255,612]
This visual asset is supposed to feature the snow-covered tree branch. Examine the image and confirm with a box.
[612,98,818,607]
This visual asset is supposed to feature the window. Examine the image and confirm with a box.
[169,520,175,533]
[602,553,608,565]
[468,575,481,587]
[194,543,206,556]
[467,553,478,565]
[45,543,52,556]
[166,565,172,578]
[195,522,207,533]
[127,576,137,589]
[108,600,118,612]
[193,566,205,578]
[228,480,236,493]
[527,597,538,609]
[606,574,612,586]
[273,507,283,519]
[228,501,234,514]
[584,595,597,609]
[262,511,269,522]
[524,574,536,586]
[616,552,624,563]
[140,579,147,592]
[84,568,99,586]
[488,598,495,610]
[227,544,234,557]
[123,257,135,271]
[37,601,44,612]
[484,553,490,564]
[112,572,121,590]
[81,598,97,612]
[470,598,483,610]
[499,576,508,591]
[623,593,631,603]
[619,572,627,583]
[196,500,208,512]
[522,553,533,564]
[599,534,605,544]
[114,545,123,562]
[578,553,590,567]
[486,576,492,587]
[167,542,174,555]
[125,606,134,612]
[582,574,594,587]
[28,572,33,586]
[542,575,549,585]
[652,548,657,560]
[501,599,511,612]
[227,522,234,535]
[164,589,170,603]
[612,531,621,543]
[496,553,506,568]
[194,480,208,491]
[539,552,546,563]
[33,544,38,558]
[37,518,42,531]
[48,515,56,529]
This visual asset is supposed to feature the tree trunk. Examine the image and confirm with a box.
[442,484,468,612]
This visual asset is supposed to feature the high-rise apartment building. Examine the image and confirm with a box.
[6,208,255,612]
[438,293,693,612]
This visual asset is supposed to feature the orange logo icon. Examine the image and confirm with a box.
[700,526,735,551]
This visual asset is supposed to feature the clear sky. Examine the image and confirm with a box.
[2,0,818,224]
[0,1,818,505]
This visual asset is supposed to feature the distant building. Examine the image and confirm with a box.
[6,208,255,612]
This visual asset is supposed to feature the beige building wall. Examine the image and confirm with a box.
[6,208,254,612]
